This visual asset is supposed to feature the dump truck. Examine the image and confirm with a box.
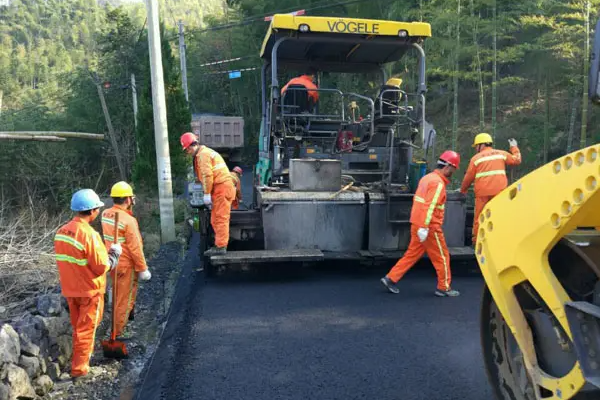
[475,18,600,400]
[190,113,244,164]
[189,14,475,273]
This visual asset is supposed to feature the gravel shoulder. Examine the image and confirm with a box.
[47,238,189,400]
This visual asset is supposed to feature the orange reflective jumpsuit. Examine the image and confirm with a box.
[101,206,148,337]
[281,75,319,104]
[460,145,521,243]
[54,217,111,377]
[386,170,452,291]
[231,172,242,210]
[193,145,236,248]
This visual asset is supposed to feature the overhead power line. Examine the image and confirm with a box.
[163,0,380,41]
[195,0,376,34]
[198,56,252,68]
[197,67,260,77]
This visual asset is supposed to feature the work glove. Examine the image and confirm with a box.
[109,243,122,258]
[138,270,152,281]
[107,244,122,272]
[417,227,429,243]
[508,138,518,147]
[203,194,212,209]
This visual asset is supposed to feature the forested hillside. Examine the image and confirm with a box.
[0,0,599,210]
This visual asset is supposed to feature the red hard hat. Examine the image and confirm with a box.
[233,166,243,174]
[439,150,461,169]
[180,132,197,150]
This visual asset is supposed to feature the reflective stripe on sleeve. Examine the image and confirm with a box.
[424,183,443,226]
[54,234,85,251]
[55,254,88,266]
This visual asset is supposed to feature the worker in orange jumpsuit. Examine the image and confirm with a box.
[180,132,235,256]
[380,151,461,297]
[101,181,151,338]
[231,166,243,210]
[54,189,122,381]
[281,72,319,108]
[460,133,521,244]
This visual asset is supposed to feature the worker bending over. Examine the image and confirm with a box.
[231,166,243,210]
[101,181,151,338]
[54,189,122,382]
[281,72,319,110]
[381,151,461,297]
[460,133,521,244]
[180,132,236,256]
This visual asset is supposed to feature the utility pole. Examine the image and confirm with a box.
[178,19,189,102]
[131,73,138,129]
[131,73,140,156]
[145,0,176,243]
[95,81,127,181]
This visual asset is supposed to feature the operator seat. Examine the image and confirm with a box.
[282,84,314,114]
[374,77,404,123]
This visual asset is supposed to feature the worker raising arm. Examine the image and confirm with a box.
[101,181,151,339]
[54,189,122,382]
[460,133,521,244]
[180,132,236,256]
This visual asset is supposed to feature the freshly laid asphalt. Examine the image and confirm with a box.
[135,233,494,400]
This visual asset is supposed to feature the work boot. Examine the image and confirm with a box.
[380,276,399,294]
[204,246,226,256]
[434,288,460,297]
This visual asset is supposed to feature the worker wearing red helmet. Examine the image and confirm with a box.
[381,150,462,297]
[230,166,243,210]
[180,132,235,256]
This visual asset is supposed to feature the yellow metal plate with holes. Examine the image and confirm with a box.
[306,149,315,154]
[476,145,600,399]
[369,154,377,160]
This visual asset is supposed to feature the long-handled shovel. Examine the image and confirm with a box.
[102,211,128,359]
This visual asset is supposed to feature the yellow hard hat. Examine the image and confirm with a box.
[472,132,493,147]
[386,77,403,88]
[110,181,134,198]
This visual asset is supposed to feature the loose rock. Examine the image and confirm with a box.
[38,356,46,374]
[4,364,35,400]
[40,316,71,346]
[56,335,72,361]
[18,334,39,358]
[33,375,53,396]
[47,362,61,381]
[36,294,63,317]
[0,324,20,366]
[18,355,40,379]
[0,382,10,400]
[12,315,45,347]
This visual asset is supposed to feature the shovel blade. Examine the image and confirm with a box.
[101,339,128,359]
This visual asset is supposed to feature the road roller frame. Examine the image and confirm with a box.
[477,144,600,399]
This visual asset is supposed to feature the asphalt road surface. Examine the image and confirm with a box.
[140,248,494,400]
